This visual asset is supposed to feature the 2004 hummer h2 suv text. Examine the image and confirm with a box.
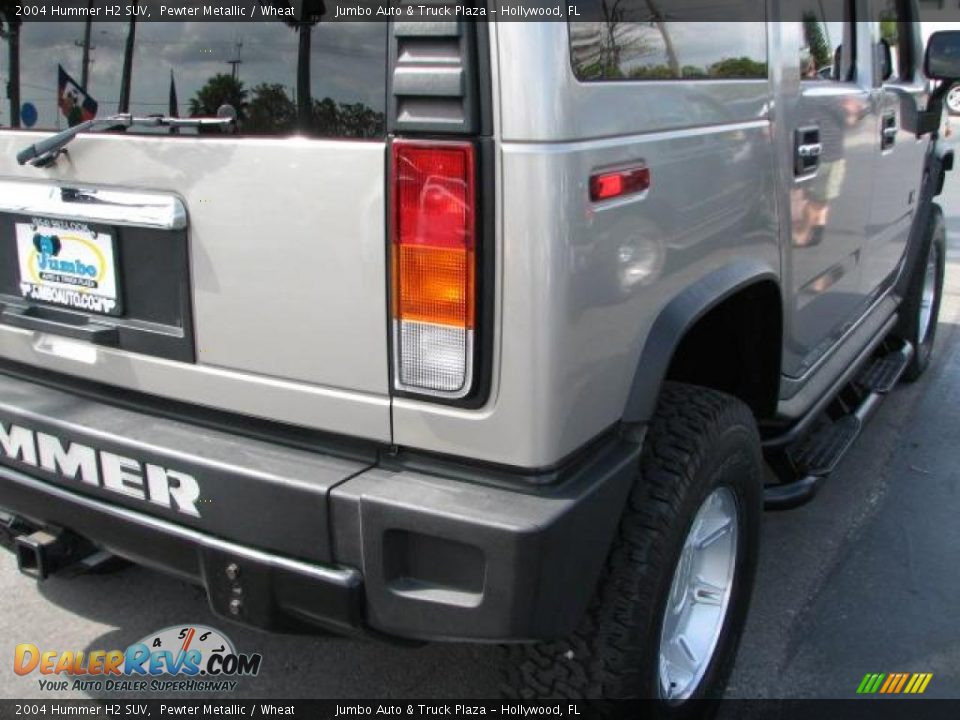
[0,4,956,703]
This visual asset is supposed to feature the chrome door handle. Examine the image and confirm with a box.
[797,143,823,158]
[795,126,822,176]
[881,113,897,150]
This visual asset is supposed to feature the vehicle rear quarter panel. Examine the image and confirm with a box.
[392,23,782,469]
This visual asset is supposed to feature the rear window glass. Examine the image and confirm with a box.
[570,5,768,81]
[1,17,387,138]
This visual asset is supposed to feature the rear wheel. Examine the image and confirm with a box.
[502,383,763,708]
[897,205,946,382]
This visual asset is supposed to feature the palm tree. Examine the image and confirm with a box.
[0,0,21,127]
[189,73,248,122]
[280,0,324,130]
[643,0,679,77]
[118,7,136,112]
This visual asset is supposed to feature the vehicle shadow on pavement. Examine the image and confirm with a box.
[33,564,502,699]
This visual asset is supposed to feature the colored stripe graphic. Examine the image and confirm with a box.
[894,673,910,693]
[879,674,896,693]
[857,672,932,694]
[857,673,886,694]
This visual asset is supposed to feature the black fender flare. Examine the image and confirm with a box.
[933,140,954,198]
[894,140,950,300]
[622,259,780,424]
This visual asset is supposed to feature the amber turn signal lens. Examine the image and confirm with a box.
[394,245,475,329]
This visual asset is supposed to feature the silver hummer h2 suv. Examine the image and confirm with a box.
[0,3,956,703]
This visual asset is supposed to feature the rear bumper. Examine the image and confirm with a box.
[0,370,640,642]
[0,464,365,635]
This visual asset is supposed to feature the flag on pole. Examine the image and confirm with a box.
[57,65,98,127]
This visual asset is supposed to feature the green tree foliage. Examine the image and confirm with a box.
[802,14,832,71]
[189,73,248,121]
[200,80,383,137]
[310,97,384,138]
[707,57,769,79]
[627,57,766,80]
[246,83,296,135]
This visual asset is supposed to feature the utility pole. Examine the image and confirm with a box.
[227,40,242,81]
[74,5,95,89]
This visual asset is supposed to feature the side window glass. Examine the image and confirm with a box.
[876,0,912,82]
[798,2,855,82]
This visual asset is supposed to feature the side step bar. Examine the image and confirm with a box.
[763,340,914,510]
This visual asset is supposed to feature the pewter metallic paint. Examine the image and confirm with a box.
[0,134,392,441]
[394,23,780,466]
[0,15,932,470]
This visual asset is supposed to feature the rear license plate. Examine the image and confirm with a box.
[15,218,121,316]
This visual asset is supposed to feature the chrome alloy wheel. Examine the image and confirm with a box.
[658,487,739,702]
[918,242,940,345]
[947,84,960,115]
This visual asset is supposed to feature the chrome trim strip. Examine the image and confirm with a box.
[0,180,186,230]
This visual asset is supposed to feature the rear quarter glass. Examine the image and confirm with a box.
[569,3,769,81]
[5,20,387,139]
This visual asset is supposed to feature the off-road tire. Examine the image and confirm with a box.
[502,383,763,710]
[896,204,946,382]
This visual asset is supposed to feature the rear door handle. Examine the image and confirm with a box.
[881,112,897,150]
[795,126,822,176]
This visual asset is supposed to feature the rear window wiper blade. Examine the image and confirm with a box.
[16,112,236,168]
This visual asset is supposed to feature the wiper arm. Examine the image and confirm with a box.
[17,115,123,167]
[16,112,236,168]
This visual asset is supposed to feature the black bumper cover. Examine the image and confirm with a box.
[0,371,640,642]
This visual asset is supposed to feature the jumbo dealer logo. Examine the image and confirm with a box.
[0,422,201,517]
[30,232,102,288]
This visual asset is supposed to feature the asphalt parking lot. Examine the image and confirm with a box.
[1,145,959,702]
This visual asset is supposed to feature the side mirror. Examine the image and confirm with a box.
[926,31,960,81]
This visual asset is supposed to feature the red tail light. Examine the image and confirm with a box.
[391,140,477,398]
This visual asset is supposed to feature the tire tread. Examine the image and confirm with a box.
[502,383,760,700]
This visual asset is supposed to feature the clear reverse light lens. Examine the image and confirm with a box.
[397,321,472,394]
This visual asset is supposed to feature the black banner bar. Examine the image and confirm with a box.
[3,700,960,719]
[5,0,960,22]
